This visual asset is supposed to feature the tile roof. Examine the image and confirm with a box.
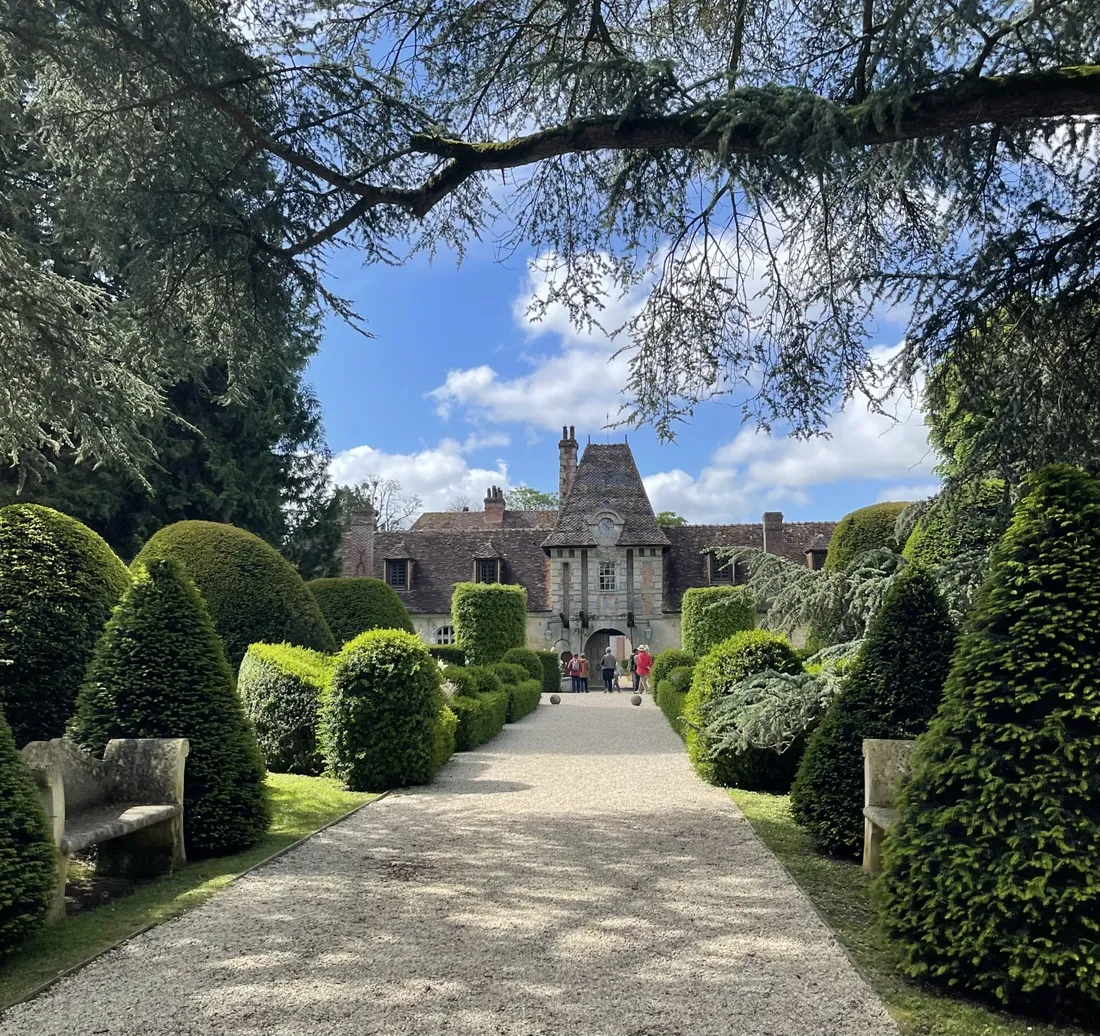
[543,443,669,547]
[411,510,558,532]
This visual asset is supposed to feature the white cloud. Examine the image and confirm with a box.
[875,482,939,504]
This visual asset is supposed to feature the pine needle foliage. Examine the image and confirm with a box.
[306,577,413,646]
[0,504,130,746]
[790,567,955,858]
[877,464,1100,1016]
[69,557,270,857]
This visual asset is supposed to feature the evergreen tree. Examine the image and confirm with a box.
[70,558,270,857]
[878,464,1100,1016]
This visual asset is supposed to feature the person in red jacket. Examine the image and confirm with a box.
[635,645,653,693]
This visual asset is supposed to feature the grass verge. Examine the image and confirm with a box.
[0,773,376,1010]
[729,790,1096,1036]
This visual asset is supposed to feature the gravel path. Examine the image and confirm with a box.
[2,693,898,1035]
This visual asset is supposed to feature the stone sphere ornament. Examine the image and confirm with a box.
[631,694,642,706]
[550,694,561,705]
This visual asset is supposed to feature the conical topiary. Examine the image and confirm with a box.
[69,557,270,857]
[878,464,1100,1016]
[790,566,955,857]
[0,709,54,954]
[0,504,130,745]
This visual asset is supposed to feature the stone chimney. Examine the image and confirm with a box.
[762,511,784,554]
[484,486,505,523]
[558,425,578,502]
[340,502,376,578]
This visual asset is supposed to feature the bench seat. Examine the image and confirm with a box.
[862,739,916,876]
[861,805,897,835]
[61,802,182,856]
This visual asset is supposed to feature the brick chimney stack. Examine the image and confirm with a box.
[762,511,784,554]
[340,501,376,577]
[558,425,578,503]
[484,486,505,523]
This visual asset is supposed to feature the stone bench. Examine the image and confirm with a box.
[862,737,916,876]
[20,737,189,921]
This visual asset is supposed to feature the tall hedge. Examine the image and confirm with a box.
[790,567,955,857]
[238,644,334,775]
[134,521,334,668]
[306,577,414,645]
[878,465,1100,1016]
[0,504,130,746]
[502,646,542,683]
[685,630,803,791]
[320,628,445,791]
[451,582,526,665]
[902,480,1006,569]
[535,650,562,694]
[0,709,54,954]
[824,501,908,571]
[680,587,754,657]
[656,665,694,740]
[69,557,270,857]
[650,648,695,689]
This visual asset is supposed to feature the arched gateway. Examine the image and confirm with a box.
[584,627,631,664]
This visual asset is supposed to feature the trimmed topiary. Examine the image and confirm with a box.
[451,694,505,750]
[902,481,1005,568]
[656,665,694,740]
[685,630,803,791]
[451,582,526,665]
[680,587,754,657]
[431,706,456,776]
[134,520,334,669]
[535,650,562,694]
[878,464,1100,1016]
[650,648,695,690]
[306,577,414,645]
[442,665,478,698]
[824,501,908,572]
[237,643,335,775]
[790,567,955,857]
[429,645,466,667]
[507,679,542,722]
[502,646,542,683]
[0,504,130,746]
[489,661,528,687]
[68,557,270,857]
[320,628,444,791]
[0,709,54,955]
[466,665,504,697]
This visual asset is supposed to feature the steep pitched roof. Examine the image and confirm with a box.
[411,510,558,532]
[543,443,669,547]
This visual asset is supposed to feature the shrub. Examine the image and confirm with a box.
[902,481,1005,569]
[451,582,526,665]
[451,694,505,750]
[306,577,413,645]
[320,628,443,792]
[237,644,335,775]
[650,648,695,689]
[0,709,54,954]
[68,557,270,857]
[134,520,334,669]
[481,688,509,732]
[790,568,955,857]
[507,678,542,723]
[502,646,542,683]
[0,504,130,746]
[430,706,456,776]
[878,465,1100,1016]
[442,665,478,698]
[429,645,466,667]
[535,650,562,694]
[680,587,754,656]
[466,665,504,696]
[489,661,528,687]
[656,666,694,740]
[824,502,908,572]
[685,630,803,791]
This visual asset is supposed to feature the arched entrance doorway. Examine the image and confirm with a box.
[584,628,631,665]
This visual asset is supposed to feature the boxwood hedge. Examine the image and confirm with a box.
[650,648,695,690]
[656,665,694,740]
[534,650,562,694]
[680,587,754,657]
[502,646,542,683]
[507,679,542,722]
[452,582,526,665]
[0,504,130,746]
[451,694,505,750]
[489,661,529,687]
[429,645,466,667]
[306,577,414,645]
[442,664,478,698]
[431,706,456,777]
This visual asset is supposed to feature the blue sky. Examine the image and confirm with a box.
[308,238,940,524]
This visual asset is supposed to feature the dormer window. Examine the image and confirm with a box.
[385,558,411,590]
[475,558,502,583]
[708,552,732,583]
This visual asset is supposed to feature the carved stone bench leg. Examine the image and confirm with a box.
[46,854,69,923]
[863,817,885,876]
[97,815,186,880]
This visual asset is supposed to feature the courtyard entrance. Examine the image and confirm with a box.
[584,627,630,664]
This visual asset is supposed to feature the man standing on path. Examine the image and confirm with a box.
[600,648,618,693]
[636,645,653,693]
[630,647,640,693]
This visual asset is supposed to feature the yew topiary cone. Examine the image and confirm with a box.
[878,464,1100,1016]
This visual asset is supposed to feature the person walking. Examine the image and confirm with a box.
[578,654,590,692]
[567,653,581,693]
[600,647,617,693]
[636,644,653,694]
[629,647,640,693]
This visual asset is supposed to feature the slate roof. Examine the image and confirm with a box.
[543,443,669,548]
[411,510,558,532]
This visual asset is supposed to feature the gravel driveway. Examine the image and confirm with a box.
[1,693,898,1035]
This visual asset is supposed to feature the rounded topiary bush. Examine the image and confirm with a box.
[878,464,1100,1016]
[535,650,562,694]
[431,706,456,777]
[489,661,528,687]
[680,587,754,657]
[429,645,466,667]
[306,577,413,645]
[443,664,478,698]
[790,567,955,857]
[685,630,803,790]
[0,709,54,954]
[507,679,542,722]
[502,647,542,683]
[650,648,695,690]
[321,628,444,791]
[824,502,908,572]
[0,504,130,746]
[656,665,694,739]
[134,521,334,669]
[237,644,335,775]
[69,557,270,857]
[451,583,526,665]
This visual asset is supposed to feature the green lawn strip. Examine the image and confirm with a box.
[728,790,1096,1036]
[0,773,376,1010]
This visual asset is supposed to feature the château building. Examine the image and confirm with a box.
[339,428,837,659]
